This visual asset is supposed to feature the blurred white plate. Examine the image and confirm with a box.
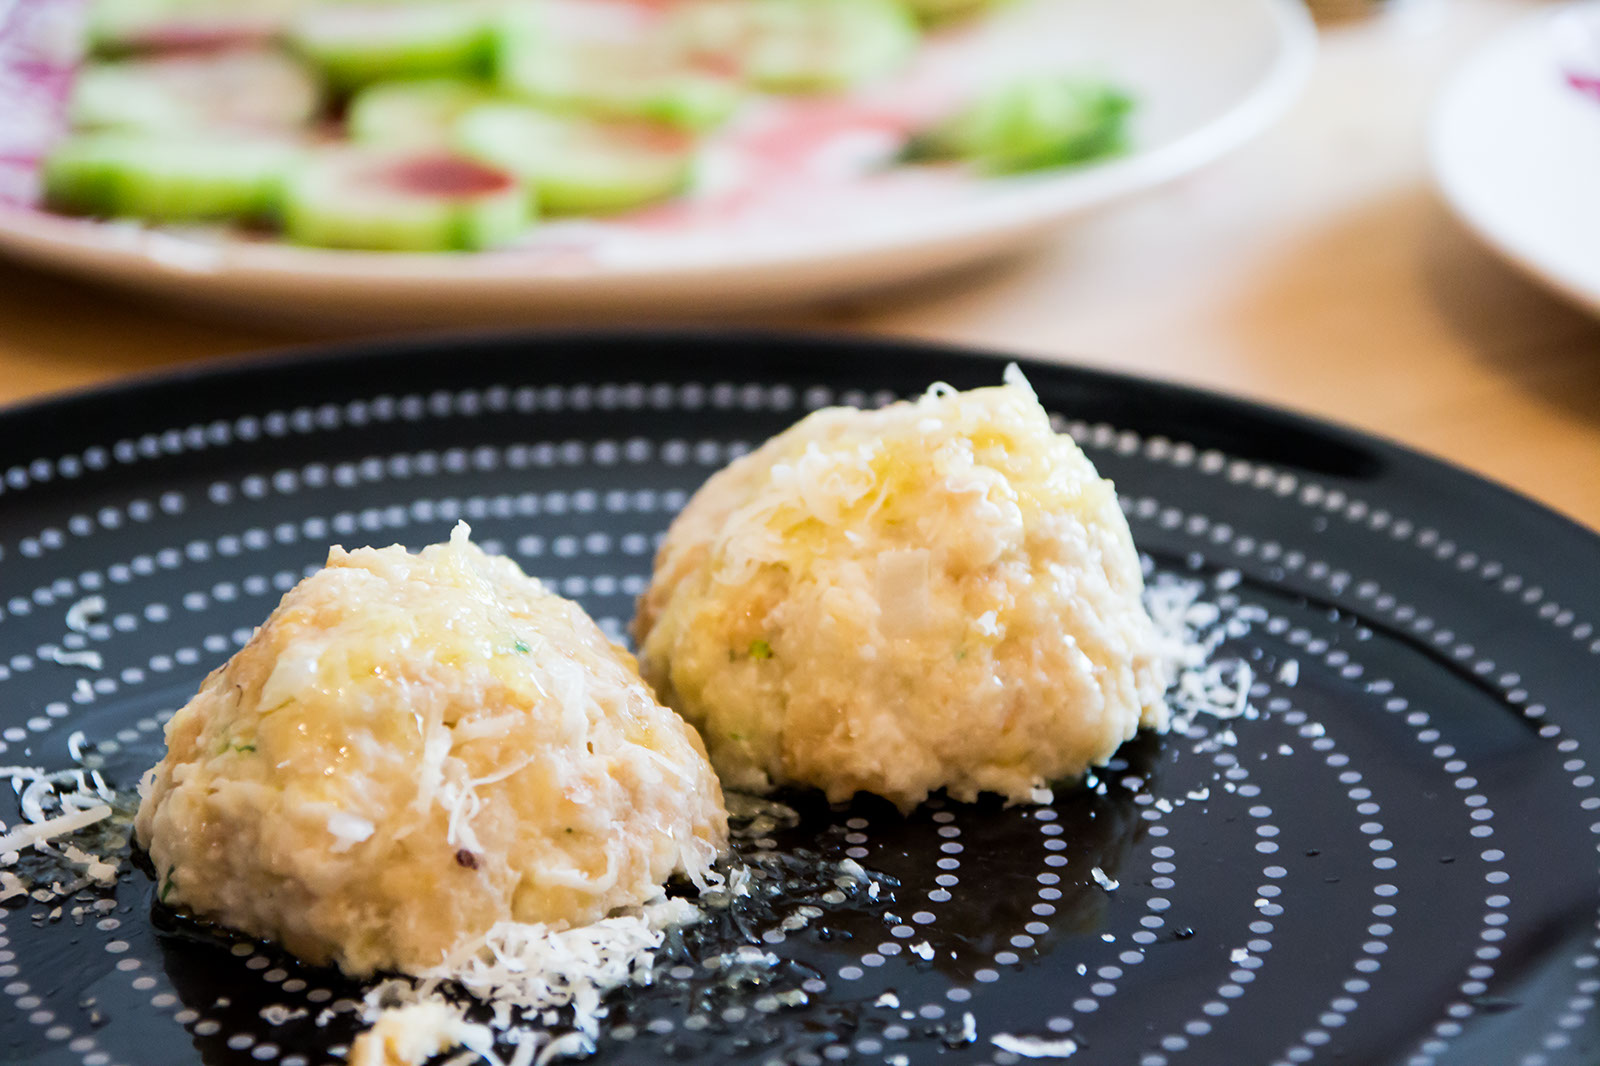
[1431,2,1600,318]
[0,0,1314,323]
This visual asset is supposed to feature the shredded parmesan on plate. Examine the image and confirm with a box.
[349,1001,498,1066]
[991,1033,1080,1059]
[1143,571,1260,732]
[354,898,702,1066]
[59,842,119,884]
[0,800,111,852]
[40,645,104,671]
[0,763,130,911]
[65,595,106,634]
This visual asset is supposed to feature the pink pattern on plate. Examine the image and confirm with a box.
[1567,71,1600,103]
[0,0,84,208]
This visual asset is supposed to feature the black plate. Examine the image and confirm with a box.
[0,330,1597,1066]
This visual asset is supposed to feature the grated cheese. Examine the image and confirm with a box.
[356,896,704,1065]
[0,764,128,906]
[327,812,375,852]
[41,645,104,671]
[991,1033,1080,1059]
[0,803,111,853]
[60,843,119,884]
[65,595,106,634]
[348,1000,498,1066]
[1143,571,1260,731]
[261,1005,309,1025]
[1001,362,1037,397]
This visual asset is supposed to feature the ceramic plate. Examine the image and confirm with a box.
[1431,1,1600,317]
[0,0,1314,322]
[1,332,1599,1066]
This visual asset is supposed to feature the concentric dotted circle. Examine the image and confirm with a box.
[0,354,1596,1066]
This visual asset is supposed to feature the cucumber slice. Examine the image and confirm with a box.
[86,0,306,56]
[347,78,500,147]
[905,76,1134,174]
[671,0,920,93]
[899,0,1005,25]
[42,132,296,221]
[494,19,741,132]
[280,146,530,251]
[287,3,498,91]
[456,103,694,215]
[69,49,321,134]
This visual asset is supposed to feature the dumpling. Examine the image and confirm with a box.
[136,524,727,977]
[634,369,1167,811]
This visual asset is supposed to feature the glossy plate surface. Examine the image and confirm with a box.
[1431,1,1600,318]
[0,331,1597,1066]
[0,0,1313,322]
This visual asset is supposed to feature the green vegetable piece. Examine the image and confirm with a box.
[456,103,696,215]
[42,132,297,222]
[494,14,742,133]
[906,75,1134,174]
[749,639,772,660]
[347,78,501,147]
[280,145,531,252]
[671,0,920,93]
[159,868,176,902]
[288,2,500,91]
[69,50,321,134]
[899,0,1007,25]
[511,639,531,654]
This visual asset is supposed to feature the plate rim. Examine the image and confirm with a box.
[1,325,1594,555]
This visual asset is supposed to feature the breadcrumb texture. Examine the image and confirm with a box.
[135,526,727,977]
[634,372,1168,810]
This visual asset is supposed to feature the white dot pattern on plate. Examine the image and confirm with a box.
[0,367,1594,1066]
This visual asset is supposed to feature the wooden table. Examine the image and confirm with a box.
[0,0,1596,529]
